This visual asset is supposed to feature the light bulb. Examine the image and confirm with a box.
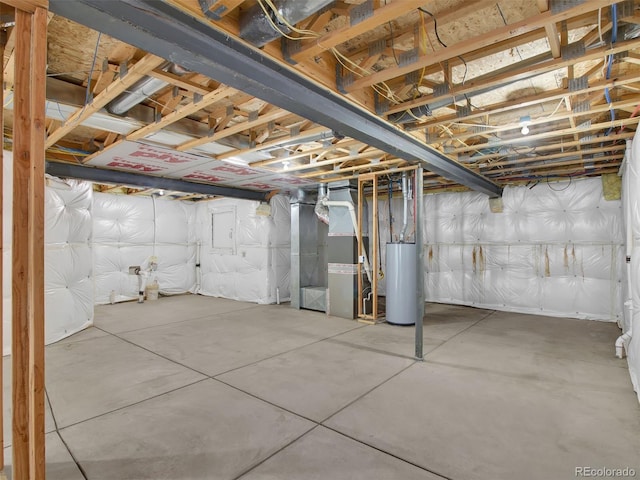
[521,125,529,135]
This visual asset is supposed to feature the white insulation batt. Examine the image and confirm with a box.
[196,195,291,304]
[3,151,94,355]
[93,193,197,303]
[624,134,640,401]
[374,177,624,322]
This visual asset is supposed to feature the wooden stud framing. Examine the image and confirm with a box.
[346,0,618,91]
[1,0,46,12]
[176,108,291,151]
[12,5,47,480]
[46,53,165,148]
[0,19,4,473]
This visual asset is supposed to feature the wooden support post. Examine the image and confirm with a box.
[12,6,47,480]
[0,18,5,473]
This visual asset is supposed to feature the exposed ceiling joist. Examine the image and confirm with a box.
[49,0,502,197]
[347,0,619,91]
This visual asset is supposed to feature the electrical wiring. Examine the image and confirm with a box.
[604,3,618,136]
[84,32,102,108]
[387,21,400,66]
[256,0,405,107]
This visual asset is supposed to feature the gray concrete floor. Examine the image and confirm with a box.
[2,295,639,479]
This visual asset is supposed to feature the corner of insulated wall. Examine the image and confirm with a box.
[375,177,624,321]
[197,194,291,304]
[92,192,197,303]
[3,150,94,354]
[625,132,640,401]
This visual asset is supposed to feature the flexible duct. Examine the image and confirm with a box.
[107,63,188,116]
[239,0,334,47]
[314,183,329,225]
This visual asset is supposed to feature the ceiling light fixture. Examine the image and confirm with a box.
[520,116,531,136]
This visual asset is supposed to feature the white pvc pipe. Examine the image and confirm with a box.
[617,331,632,359]
[321,198,373,283]
[195,241,202,293]
[617,140,633,357]
[400,172,409,242]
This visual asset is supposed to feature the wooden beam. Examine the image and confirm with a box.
[346,0,618,91]
[277,148,385,174]
[0,20,4,474]
[458,131,633,160]
[428,97,640,145]
[387,37,640,116]
[45,53,165,148]
[416,71,640,129]
[29,8,47,478]
[147,69,211,96]
[544,23,562,58]
[13,7,46,480]
[291,0,426,61]
[449,116,640,154]
[300,158,404,177]
[175,109,291,151]
[217,125,329,160]
[249,138,362,167]
[2,0,47,13]
[199,0,243,19]
[126,84,237,141]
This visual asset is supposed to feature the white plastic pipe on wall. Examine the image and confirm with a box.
[321,198,372,283]
[618,140,634,357]
[400,172,409,242]
[195,241,202,292]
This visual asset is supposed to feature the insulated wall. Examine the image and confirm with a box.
[93,193,197,303]
[374,177,623,322]
[624,136,640,400]
[3,151,94,354]
[196,195,290,303]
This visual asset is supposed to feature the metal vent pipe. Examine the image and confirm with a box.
[239,0,334,47]
[107,63,188,115]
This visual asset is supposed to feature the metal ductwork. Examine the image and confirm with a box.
[314,183,329,224]
[239,0,334,47]
[107,63,188,115]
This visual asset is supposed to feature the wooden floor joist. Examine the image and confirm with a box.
[12,5,47,480]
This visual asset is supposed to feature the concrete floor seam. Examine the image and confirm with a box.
[422,310,497,358]
[45,388,89,480]
[424,359,635,394]
[208,322,368,378]
[319,360,417,425]
[215,369,452,480]
[96,303,260,335]
[93,325,212,377]
[319,424,454,480]
[52,377,209,432]
[212,377,322,425]
[230,425,321,480]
